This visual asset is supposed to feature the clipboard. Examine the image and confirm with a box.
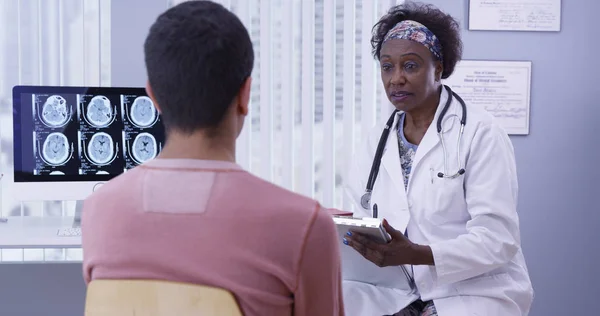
[334,217,414,291]
[333,216,390,243]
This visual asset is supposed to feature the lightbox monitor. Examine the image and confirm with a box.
[12,85,165,201]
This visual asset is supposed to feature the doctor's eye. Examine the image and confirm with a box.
[381,63,393,72]
[403,62,419,71]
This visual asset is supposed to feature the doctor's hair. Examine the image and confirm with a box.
[371,1,463,79]
[144,0,254,134]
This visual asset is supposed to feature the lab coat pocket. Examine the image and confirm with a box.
[426,168,466,225]
[454,273,515,316]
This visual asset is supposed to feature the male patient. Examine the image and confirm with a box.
[81,1,344,315]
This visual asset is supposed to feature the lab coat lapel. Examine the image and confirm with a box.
[381,113,406,196]
[408,86,456,190]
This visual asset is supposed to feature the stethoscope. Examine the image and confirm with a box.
[360,85,467,211]
[359,85,467,290]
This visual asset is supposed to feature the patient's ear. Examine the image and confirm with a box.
[145,81,161,114]
[237,77,252,116]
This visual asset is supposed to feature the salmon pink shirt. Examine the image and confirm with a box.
[82,158,344,316]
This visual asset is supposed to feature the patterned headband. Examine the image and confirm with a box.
[383,20,443,62]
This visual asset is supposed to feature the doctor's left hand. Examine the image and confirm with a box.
[344,219,422,267]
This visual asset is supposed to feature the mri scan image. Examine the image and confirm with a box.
[86,95,113,127]
[87,132,114,165]
[41,95,69,127]
[42,132,70,165]
[130,96,157,127]
[132,132,157,163]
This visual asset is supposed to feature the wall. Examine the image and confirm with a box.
[110,0,166,87]
[426,0,600,315]
[0,263,86,316]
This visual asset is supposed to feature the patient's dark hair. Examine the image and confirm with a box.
[144,0,254,133]
[371,1,463,79]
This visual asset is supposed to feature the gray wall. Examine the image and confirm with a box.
[0,263,86,316]
[110,0,167,87]
[1,1,598,315]
[427,0,600,315]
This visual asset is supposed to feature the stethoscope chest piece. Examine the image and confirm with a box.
[360,191,371,210]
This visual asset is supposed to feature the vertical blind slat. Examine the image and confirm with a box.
[322,0,336,207]
[259,0,273,181]
[280,0,295,191]
[234,0,252,170]
[37,0,47,218]
[361,0,377,140]
[58,0,65,85]
[99,0,111,86]
[83,0,100,86]
[38,0,43,85]
[381,0,400,122]
[17,0,22,219]
[342,0,356,210]
[300,0,315,198]
[17,0,22,85]
[44,1,61,87]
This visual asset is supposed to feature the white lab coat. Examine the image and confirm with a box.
[342,87,534,316]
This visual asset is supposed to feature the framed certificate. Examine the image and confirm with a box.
[442,60,532,135]
[468,0,561,32]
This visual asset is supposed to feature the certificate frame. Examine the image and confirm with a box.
[442,59,532,135]
[468,0,562,32]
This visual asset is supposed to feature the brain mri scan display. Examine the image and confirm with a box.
[87,132,115,165]
[132,132,157,163]
[130,96,157,127]
[14,87,165,182]
[86,95,113,127]
[42,132,70,165]
[41,95,69,127]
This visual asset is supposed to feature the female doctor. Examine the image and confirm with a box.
[340,2,534,316]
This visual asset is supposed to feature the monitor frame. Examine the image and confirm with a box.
[11,85,163,202]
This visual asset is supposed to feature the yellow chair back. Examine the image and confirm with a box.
[84,279,242,316]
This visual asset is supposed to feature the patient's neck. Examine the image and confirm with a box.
[157,129,236,163]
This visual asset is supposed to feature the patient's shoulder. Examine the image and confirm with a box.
[83,167,144,209]
[214,171,323,217]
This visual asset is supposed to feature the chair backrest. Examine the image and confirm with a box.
[84,279,242,316]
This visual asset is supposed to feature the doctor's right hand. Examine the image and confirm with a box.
[344,219,434,267]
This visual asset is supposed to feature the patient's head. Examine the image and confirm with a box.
[144,0,254,138]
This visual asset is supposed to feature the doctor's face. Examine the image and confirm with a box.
[379,39,442,112]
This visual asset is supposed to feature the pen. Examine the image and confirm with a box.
[373,203,378,218]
